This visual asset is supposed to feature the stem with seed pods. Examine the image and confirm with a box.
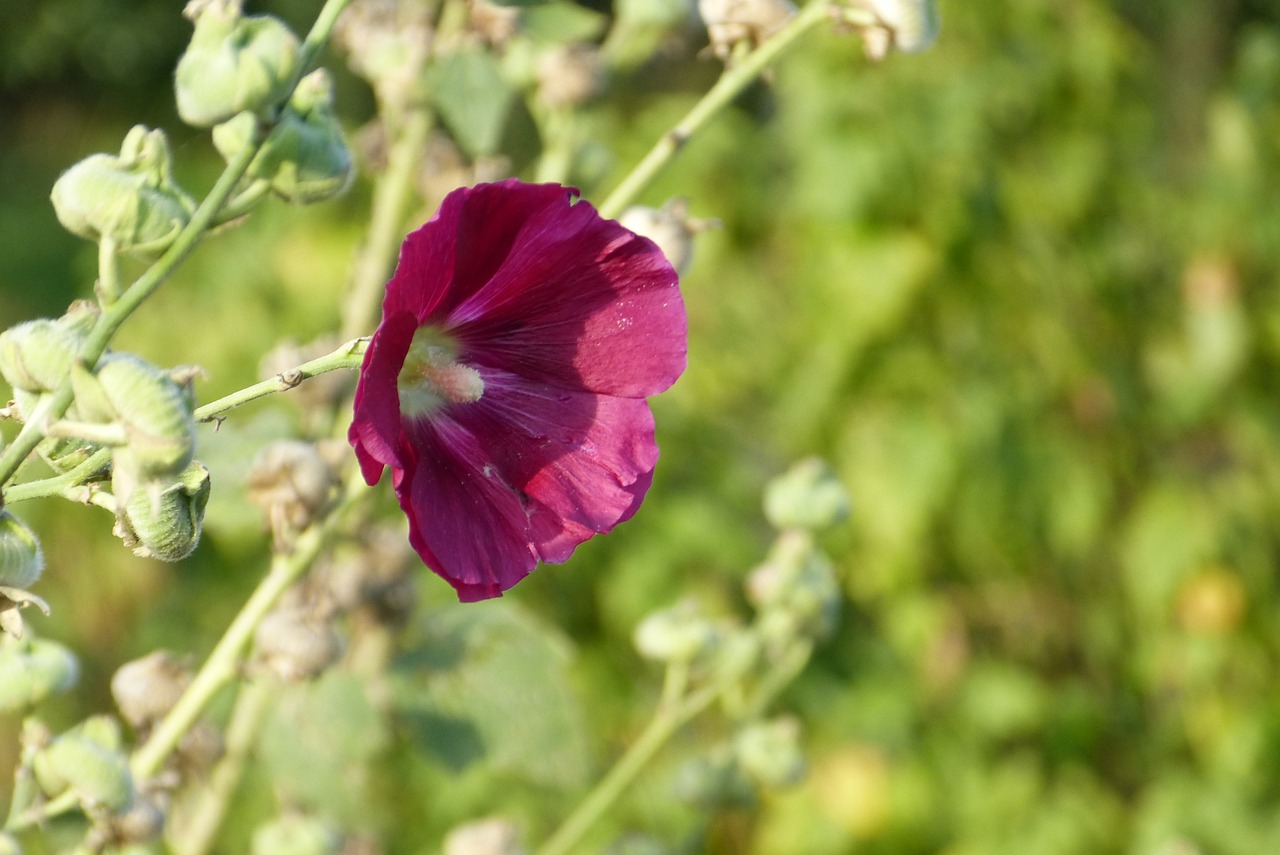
[597,0,833,220]
[0,0,355,493]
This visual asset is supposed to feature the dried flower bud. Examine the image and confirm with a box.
[114,462,211,562]
[0,636,79,712]
[633,601,721,664]
[763,457,851,532]
[536,46,604,110]
[251,812,341,855]
[323,525,416,625]
[113,791,167,845]
[33,723,134,813]
[334,0,432,107]
[175,720,225,777]
[0,510,43,590]
[111,651,191,730]
[212,69,354,204]
[734,716,805,789]
[443,817,525,855]
[698,0,795,61]
[618,199,716,276]
[51,126,195,254]
[254,606,343,681]
[246,440,341,547]
[175,0,301,127]
[846,0,939,58]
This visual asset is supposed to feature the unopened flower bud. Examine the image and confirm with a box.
[748,531,841,642]
[250,812,341,855]
[0,832,20,855]
[33,722,134,813]
[0,319,82,394]
[536,46,604,110]
[699,0,795,61]
[254,607,343,681]
[0,636,79,712]
[51,126,195,254]
[848,0,939,57]
[763,458,851,532]
[0,510,43,590]
[443,817,525,855]
[734,716,805,789]
[111,651,191,730]
[114,462,211,562]
[212,70,354,204]
[246,440,341,546]
[175,0,301,127]
[73,354,197,479]
[633,601,721,664]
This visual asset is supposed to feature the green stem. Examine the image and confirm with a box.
[339,108,434,341]
[536,673,722,855]
[97,236,121,305]
[2,448,112,504]
[596,0,831,220]
[130,523,329,781]
[171,679,274,855]
[195,337,369,423]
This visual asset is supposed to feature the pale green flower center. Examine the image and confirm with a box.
[397,327,484,418]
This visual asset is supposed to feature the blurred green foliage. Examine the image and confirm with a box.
[5,0,1280,853]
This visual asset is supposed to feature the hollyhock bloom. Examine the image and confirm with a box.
[349,180,687,601]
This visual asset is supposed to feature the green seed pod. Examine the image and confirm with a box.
[633,601,721,664]
[175,0,301,128]
[85,354,196,478]
[763,457,851,532]
[0,511,43,590]
[734,717,805,789]
[250,813,341,855]
[50,126,195,254]
[0,319,82,394]
[0,637,79,712]
[33,728,134,813]
[115,462,211,562]
[212,70,353,204]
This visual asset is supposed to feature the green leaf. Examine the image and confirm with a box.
[427,49,515,158]
[257,671,390,821]
[390,601,590,789]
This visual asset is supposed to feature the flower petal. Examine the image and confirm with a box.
[349,310,418,482]
[458,368,661,561]
[399,417,538,601]
[443,187,686,398]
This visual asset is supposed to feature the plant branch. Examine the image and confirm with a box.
[597,0,831,220]
[195,337,369,423]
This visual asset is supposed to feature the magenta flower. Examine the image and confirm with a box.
[348,180,687,601]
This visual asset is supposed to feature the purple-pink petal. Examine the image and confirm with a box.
[349,179,687,601]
